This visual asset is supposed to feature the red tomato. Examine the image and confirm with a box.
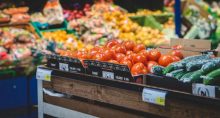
[148,49,161,61]
[120,60,132,69]
[142,67,148,74]
[105,40,120,48]
[115,45,127,54]
[133,44,145,53]
[120,56,132,62]
[93,53,106,61]
[172,45,183,50]
[115,53,126,62]
[138,50,149,58]
[131,62,146,75]
[123,41,135,51]
[108,60,119,64]
[170,50,184,59]
[126,54,135,62]
[158,55,174,67]
[126,51,134,55]
[103,49,114,60]
[147,61,158,72]
[132,54,147,65]
[172,56,181,62]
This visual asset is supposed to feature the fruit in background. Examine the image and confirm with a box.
[158,55,174,67]
[170,50,184,59]
[148,49,161,61]
[63,4,91,21]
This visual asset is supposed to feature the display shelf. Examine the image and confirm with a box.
[37,66,220,118]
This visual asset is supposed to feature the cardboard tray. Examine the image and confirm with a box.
[46,54,145,84]
[84,60,145,84]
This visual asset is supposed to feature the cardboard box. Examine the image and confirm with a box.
[158,39,211,57]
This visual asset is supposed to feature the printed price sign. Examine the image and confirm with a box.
[142,88,167,106]
[102,71,114,80]
[36,67,52,81]
[59,63,69,71]
[192,84,215,98]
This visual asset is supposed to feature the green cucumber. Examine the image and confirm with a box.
[183,70,204,83]
[201,58,220,74]
[174,71,188,80]
[163,62,184,75]
[181,54,212,63]
[185,60,210,72]
[202,68,220,85]
[179,71,195,82]
[166,69,184,78]
[151,65,164,75]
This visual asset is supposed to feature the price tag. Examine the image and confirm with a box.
[102,71,114,80]
[59,63,69,71]
[36,67,52,81]
[192,84,215,98]
[142,88,167,106]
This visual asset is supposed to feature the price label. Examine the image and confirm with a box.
[142,88,167,106]
[192,84,215,98]
[102,71,114,80]
[36,67,52,81]
[59,63,69,71]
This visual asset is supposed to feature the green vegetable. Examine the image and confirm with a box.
[180,71,195,82]
[163,62,184,75]
[163,55,211,75]
[202,68,220,85]
[182,70,204,83]
[151,65,164,75]
[201,58,220,74]
[182,54,212,63]
[166,69,184,78]
[186,59,210,71]
[174,71,188,80]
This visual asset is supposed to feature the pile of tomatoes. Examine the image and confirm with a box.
[60,40,183,76]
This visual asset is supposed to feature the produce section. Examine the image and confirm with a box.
[0,0,220,118]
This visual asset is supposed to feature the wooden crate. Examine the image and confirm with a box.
[40,67,220,118]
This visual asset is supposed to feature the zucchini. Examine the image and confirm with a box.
[151,65,164,75]
[185,59,210,72]
[201,58,220,74]
[166,69,184,78]
[202,68,220,85]
[182,70,204,83]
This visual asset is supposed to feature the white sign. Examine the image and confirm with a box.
[102,71,114,80]
[36,67,52,81]
[142,88,167,106]
[59,63,69,71]
[192,84,215,98]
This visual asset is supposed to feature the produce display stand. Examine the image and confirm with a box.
[37,66,220,118]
